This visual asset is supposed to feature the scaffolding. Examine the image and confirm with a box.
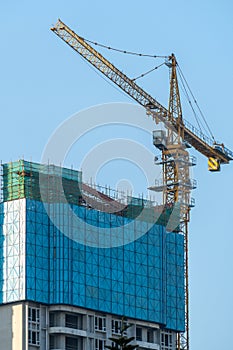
[2,160,82,204]
[1,160,179,229]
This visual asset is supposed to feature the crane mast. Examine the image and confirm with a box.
[163,55,192,350]
[51,19,233,350]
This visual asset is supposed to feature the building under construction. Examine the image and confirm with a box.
[1,18,232,350]
[0,159,184,350]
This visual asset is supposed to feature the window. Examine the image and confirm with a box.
[88,315,94,332]
[136,327,142,341]
[28,307,40,323]
[161,330,173,350]
[87,338,94,350]
[66,336,78,350]
[49,312,55,327]
[95,339,105,350]
[111,342,120,349]
[112,319,127,336]
[28,307,40,346]
[112,319,121,335]
[147,329,154,343]
[95,315,106,332]
[49,335,55,349]
[28,330,40,346]
[66,314,78,329]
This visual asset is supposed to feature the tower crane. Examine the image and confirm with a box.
[51,19,233,350]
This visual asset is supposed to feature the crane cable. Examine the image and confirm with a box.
[79,34,215,141]
[132,62,166,81]
[79,37,167,92]
[84,37,168,59]
[177,64,216,141]
[177,70,204,134]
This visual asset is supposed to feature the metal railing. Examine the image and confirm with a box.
[183,118,233,159]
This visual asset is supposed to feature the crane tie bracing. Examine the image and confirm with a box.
[132,62,166,81]
[51,19,233,350]
[83,37,168,58]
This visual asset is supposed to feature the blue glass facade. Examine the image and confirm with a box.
[0,197,185,332]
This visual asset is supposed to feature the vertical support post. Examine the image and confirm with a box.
[177,215,190,350]
[165,54,190,350]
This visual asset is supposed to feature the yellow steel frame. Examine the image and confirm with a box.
[164,54,191,349]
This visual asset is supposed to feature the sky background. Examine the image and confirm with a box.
[1,1,233,349]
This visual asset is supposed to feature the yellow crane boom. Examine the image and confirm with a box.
[51,19,233,165]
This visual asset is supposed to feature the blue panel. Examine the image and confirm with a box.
[0,197,185,332]
[0,203,4,304]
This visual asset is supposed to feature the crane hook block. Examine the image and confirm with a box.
[208,157,221,172]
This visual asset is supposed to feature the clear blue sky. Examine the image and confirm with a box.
[1,1,233,348]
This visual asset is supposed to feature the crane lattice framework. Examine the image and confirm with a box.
[51,19,233,350]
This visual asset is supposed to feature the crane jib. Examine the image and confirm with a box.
[51,19,233,165]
